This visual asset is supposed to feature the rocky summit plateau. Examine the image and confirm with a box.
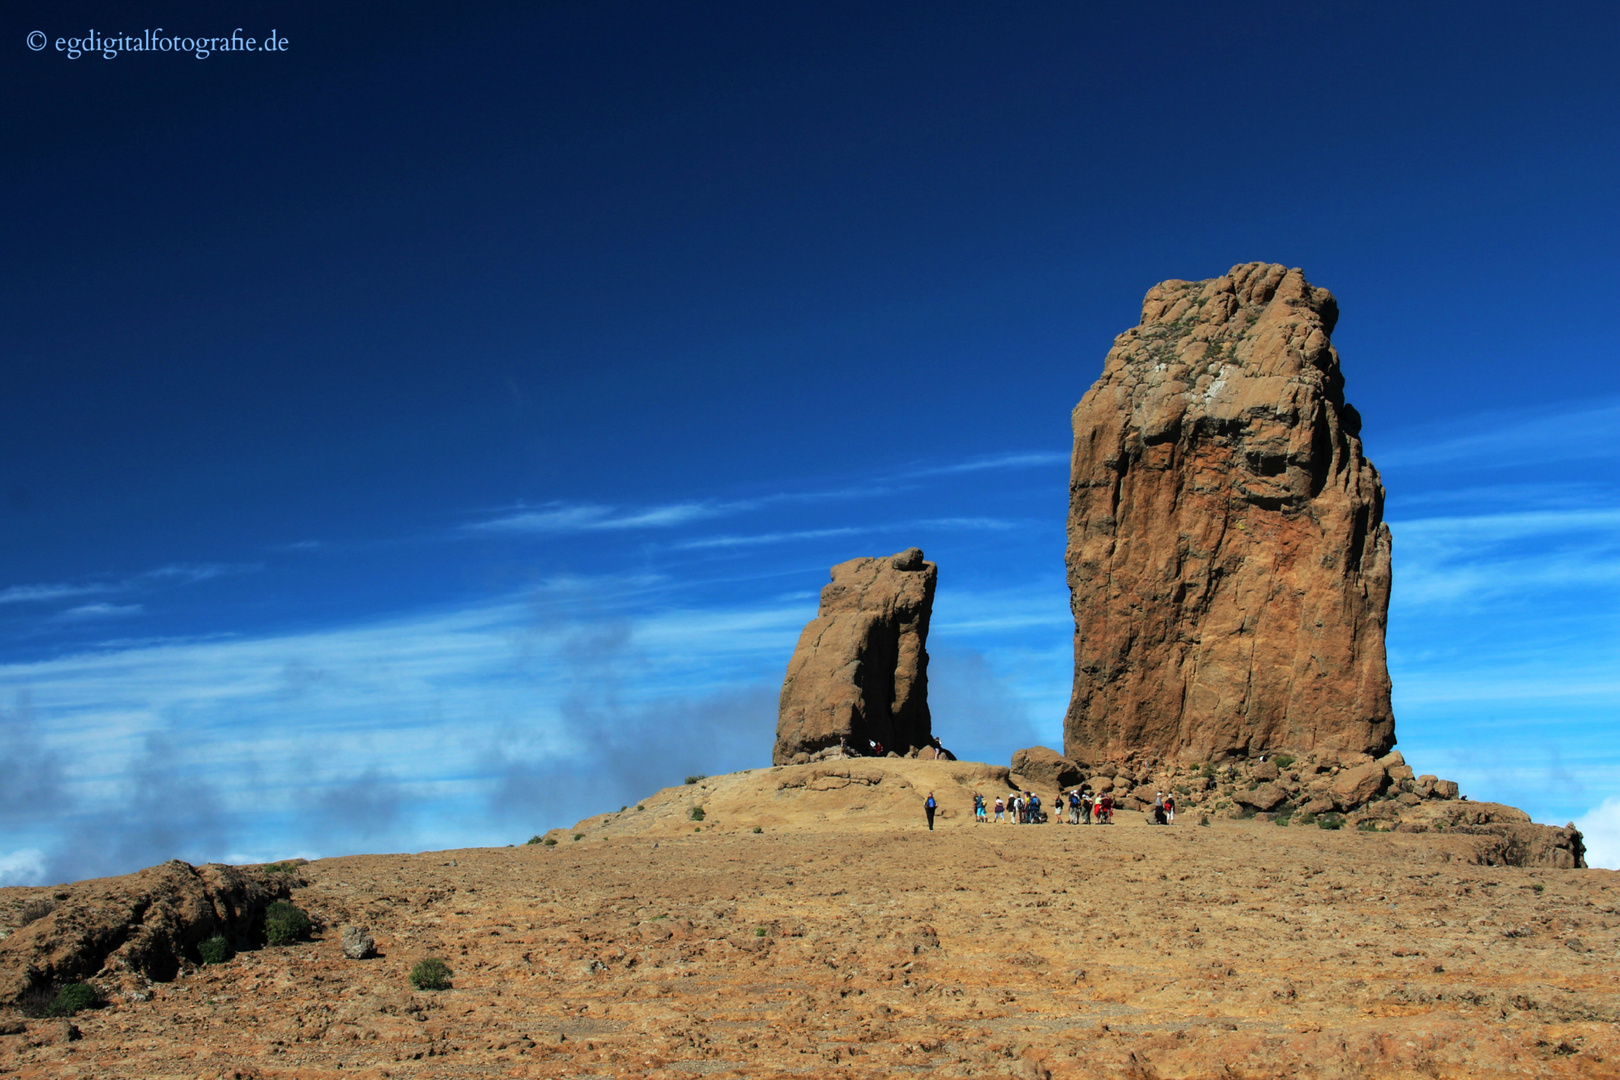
[2,264,1607,1079]
[1,763,1616,1079]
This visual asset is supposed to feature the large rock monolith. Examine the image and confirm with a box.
[774,548,936,764]
[1065,263,1395,766]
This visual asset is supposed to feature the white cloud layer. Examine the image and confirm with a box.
[1575,798,1620,871]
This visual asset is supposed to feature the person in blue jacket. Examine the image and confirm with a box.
[924,792,937,831]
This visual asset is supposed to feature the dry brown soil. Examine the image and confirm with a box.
[3,760,1618,1079]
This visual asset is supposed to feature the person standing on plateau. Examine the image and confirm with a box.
[924,792,937,831]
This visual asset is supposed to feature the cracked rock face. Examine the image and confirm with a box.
[1064,263,1395,766]
[773,548,935,764]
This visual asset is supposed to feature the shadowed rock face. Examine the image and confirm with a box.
[1065,263,1395,766]
[773,548,935,764]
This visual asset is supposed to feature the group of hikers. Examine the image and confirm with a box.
[923,788,1178,830]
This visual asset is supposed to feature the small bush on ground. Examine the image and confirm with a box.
[49,983,100,1017]
[18,899,56,925]
[572,833,584,841]
[1272,753,1296,769]
[525,835,543,845]
[684,775,706,785]
[636,804,645,811]
[690,806,706,821]
[262,861,299,874]
[1295,811,1317,826]
[16,984,55,1018]
[410,957,452,991]
[752,826,762,834]
[1357,819,1382,832]
[1317,813,1345,830]
[198,935,234,964]
[264,900,312,946]
[543,837,557,846]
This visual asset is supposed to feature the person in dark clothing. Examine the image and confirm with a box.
[924,792,937,831]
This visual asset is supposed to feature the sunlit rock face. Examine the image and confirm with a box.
[774,548,935,764]
[1064,263,1395,766]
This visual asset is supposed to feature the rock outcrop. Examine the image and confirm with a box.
[0,860,300,1003]
[1009,746,1084,790]
[774,548,936,765]
[1065,263,1394,766]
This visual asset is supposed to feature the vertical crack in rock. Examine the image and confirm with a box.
[1064,263,1395,766]
[774,548,935,764]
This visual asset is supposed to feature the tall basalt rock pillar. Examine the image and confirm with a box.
[774,548,936,764]
[1064,263,1395,766]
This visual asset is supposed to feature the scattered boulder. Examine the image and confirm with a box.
[774,548,936,764]
[340,925,376,960]
[1432,779,1460,800]
[1063,264,1395,766]
[1237,783,1289,812]
[1331,761,1388,809]
[1009,746,1083,789]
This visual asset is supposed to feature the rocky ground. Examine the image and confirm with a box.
[3,759,1617,1079]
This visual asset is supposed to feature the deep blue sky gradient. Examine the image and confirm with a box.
[3,1,1617,880]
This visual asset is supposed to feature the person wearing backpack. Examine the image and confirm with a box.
[924,792,937,831]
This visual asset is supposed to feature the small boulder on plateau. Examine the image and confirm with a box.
[341,925,376,960]
[1009,746,1084,789]
[774,548,936,764]
[1330,761,1388,809]
[1237,783,1289,812]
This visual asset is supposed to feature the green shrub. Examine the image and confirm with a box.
[1273,813,1292,826]
[198,935,234,965]
[264,900,312,946]
[1199,763,1215,779]
[1532,882,1546,893]
[620,806,628,812]
[410,957,452,991]
[690,806,706,821]
[262,861,299,874]
[1271,753,1296,769]
[1317,813,1345,830]
[1295,811,1317,826]
[684,775,706,785]
[525,835,543,845]
[754,927,767,937]
[572,833,584,841]
[752,826,763,834]
[636,804,645,811]
[49,983,100,1017]
[543,837,557,847]
[1357,819,1382,832]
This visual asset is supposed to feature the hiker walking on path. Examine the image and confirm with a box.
[1165,792,1176,824]
[924,791,937,831]
[993,795,1005,823]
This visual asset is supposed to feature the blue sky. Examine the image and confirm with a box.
[3,2,1617,881]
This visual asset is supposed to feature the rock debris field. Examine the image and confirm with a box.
[3,761,1618,1079]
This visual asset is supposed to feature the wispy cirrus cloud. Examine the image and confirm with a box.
[1376,398,1620,470]
[464,500,747,535]
[53,603,144,621]
[460,449,1067,538]
[0,562,258,617]
[0,582,110,605]
[675,527,866,550]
